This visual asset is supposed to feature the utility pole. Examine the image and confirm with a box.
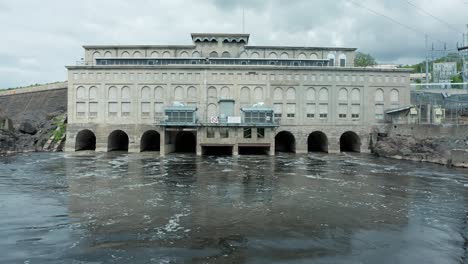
[425,34,429,88]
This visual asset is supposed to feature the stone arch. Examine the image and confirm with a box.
[141,86,151,98]
[187,86,197,99]
[108,86,118,99]
[75,129,96,151]
[220,86,230,99]
[221,51,231,58]
[179,51,189,58]
[104,51,113,58]
[209,51,219,58]
[340,131,361,153]
[280,52,289,59]
[298,53,307,60]
[254,87,263,101]
[240,51,248,58]
[308,131,328,153]
[310,53,319,60]
[207,86,217,99]
[133,51,142,58]
[92,51,101,60]
[175,131,196,153]
[192,51,201,58]
[275,131,296,153]
[121,86,131,99]
[162,51,171,58]
[268,52,278,59]
[121,51,130,58]
[286,87,296,100]
[251,52,260,58]
[274,87,283,101]
[351,88,360,101]
[390,89,399,103]
[339,53,347,67]
[327,53,336,66]
[77,86,86,99]
[89,86,98,100]
[140,130,160,152]
[108,130,129,152]
[306,87,316,101]
[155,86,164,100]
[319,88,329,101]
[150,51,159,57]
[338,88,348,101]
[240,87,250,103]
[375,88,384,102]
[174,86,184,101]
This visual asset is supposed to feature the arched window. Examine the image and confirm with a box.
[240,51,248,58]
[155,87,164,100]
[89,86,98,100]
[390,89,399,103]
[207,103,217,118]
[220,86,230,99]
[306,88,316,101]
[92,51,101,60]
[187,86,197,98]
[310,53,318,60]
[121,86,131,99]
[104,51,113,58]
[121,51,130,58]
[375,89,384,102]
[319,88,329,101]
[133,51,142,58]
[141,86,151,99]
[221,51,231,58]
[208,86,217,98]
[338,88,348,101]
[77,86,86,99]
[254,87,263,101]
[240,87,250,103]
[192,51,201,58]
[274,88,283,101]
[339,54,347,67]
[251,52,260,58]
[209,51,219,58]
[150,51,159,57]
[280,52,289,59]
[286,87,296,100]
[268,52,278,59]
[108,86,117,99]
[174,86,184,101]
[298,53,307,60]
[351,88,360,101]
[327,53,336,66]
[162,51,171,58]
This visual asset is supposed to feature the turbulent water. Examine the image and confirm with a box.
[0,152,467,264]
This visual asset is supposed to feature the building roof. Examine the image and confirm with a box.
[245,46,357,51]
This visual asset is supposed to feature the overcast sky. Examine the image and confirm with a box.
[0,0,466,88]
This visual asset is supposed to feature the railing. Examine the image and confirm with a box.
[411,83,468,90]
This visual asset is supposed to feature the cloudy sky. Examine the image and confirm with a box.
[0,0,466,88]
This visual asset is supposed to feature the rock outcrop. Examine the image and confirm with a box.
[373,135,468,167]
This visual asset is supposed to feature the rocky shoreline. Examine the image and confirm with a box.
[372,135,468,168]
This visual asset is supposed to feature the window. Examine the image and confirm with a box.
[122,102,131,117]
[89,86,98,100]
[338,104,347,119]
[220,128,229,138]
[339,54,346,67]
[375,104,384,120]
[351,104,360,119]
[108,102,118,117]
[306,103,316,118]
[207,127,215,138]
[274,103,283,118]
[319,104,328,119]
[257,128,265,138]
[141,102,151,117]
[77,86,86,99]
[76,102,86,117]
[286,104,296,118]
[327,53,335,66]
[89,102,98,117]
[154,102,163,113]
[243,128,252,138]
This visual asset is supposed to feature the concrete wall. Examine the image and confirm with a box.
[388,124,468,139]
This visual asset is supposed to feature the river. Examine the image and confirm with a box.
[0,152,467,263]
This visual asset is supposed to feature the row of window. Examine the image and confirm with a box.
[206,128,266,139]
[72,70,407,84]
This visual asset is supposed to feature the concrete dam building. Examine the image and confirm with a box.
[65,33,411,155]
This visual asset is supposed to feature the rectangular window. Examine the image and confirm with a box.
[286,103,296,118]
[319,104,328,119]
[351,104,360,119]
[220,128,229,138]
[207,127,215,138]
[89,102,98,117]
[257,128,265,139]
[340,59,346,67]
[243,128,252,138]
[274,103,283,118]
[375,104,384,120]
[338,104,348,119]
[154,102,164,113]
[108,102,118,117]
[306,103,316,118]
[76,102,86,117]
[141,102,151,117]
[122,102,131,117]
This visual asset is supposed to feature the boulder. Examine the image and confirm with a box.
[19,121,37,135]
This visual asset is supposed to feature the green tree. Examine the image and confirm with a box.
[354,52,377,67]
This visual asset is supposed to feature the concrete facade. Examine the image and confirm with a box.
[65,33,412,155]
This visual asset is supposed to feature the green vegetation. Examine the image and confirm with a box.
[52,115,67,142]
[354,52,377,67]
[2,81,66,91]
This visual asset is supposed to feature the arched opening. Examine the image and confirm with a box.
[108,130,129,152]
[340,131,361,153]
[75,130,96,151]
[140,130,160,152]
[275,131,295,153]
[308,131,328,153]
[175,131,196,153]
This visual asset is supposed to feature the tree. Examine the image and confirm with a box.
[354,52,377,67]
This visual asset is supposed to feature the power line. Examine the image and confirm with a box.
[400,0,462,34]
[347,0,445,44]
